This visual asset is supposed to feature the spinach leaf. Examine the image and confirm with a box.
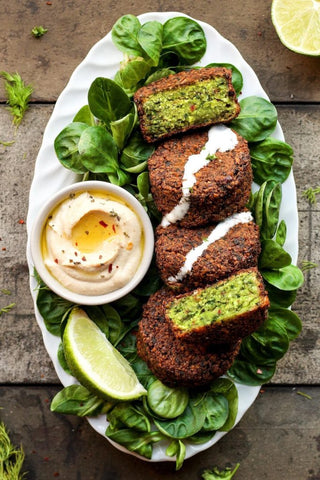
[262,265,304,291]
[57,342,72,375]
[100,304,125,345]
[88,77,133,126]
[51,384,109,416]
[116,59,151,92]
[133,259,163,297]
[228,358,276,386]
[188,431,216,444]
[105,428,163,459]
[147,380,189,419]
[166,439,186,470]
[261,182,282,240]
[107,403,150,433]
[144,68,175,85]
[111,15,144,57]
[73,105,95,126]
[137,21,163,66]
[259,239,292,270]
[268,307,302,341]
[209,378,238,431]
[54,122,89,173]
[230,96,277,142]
[201,463,240,480]
[154,392,206,439]
[206,62,243,96]
[110,110,136,151]
[162,17,206,65]
[201,393,229,431]
[275,219,287,247]
[131,357,157,389]
[250,137,293,185]
[267,283,297,308]
[120,130,154,173]
[248,316,290,361]
[253,181,267,229]
[83,305,109,338]
[36,286,74,336]
[77,126,119,174]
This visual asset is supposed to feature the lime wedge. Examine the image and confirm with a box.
[63,307,146,401]
[271,0,320,56]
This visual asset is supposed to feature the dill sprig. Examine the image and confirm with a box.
[0,303,16,317]
[0,421,27,480]
[301,260,318,272]
[0,72,33,127]
[302,186,320,205]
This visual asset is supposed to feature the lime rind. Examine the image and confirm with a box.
[63,307,147,401]
[271,0,320,56]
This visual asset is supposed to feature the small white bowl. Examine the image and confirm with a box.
[30,181,154,305]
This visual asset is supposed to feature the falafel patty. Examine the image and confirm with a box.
[137,288,241,388]
[148,127,252,228]
[155,212,261,291]
[134,67,240,143]
[167,268,270,345]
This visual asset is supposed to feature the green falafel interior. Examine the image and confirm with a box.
[167,269,267,332]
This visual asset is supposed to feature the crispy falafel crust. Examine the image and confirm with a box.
[134,67,240,143]
[155,220,261,291]
[167,268,270,345]
[148,129,252,227]
[137,288,241,388]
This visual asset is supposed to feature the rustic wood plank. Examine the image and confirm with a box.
[0,386,319,479]
[1,0,319,103]
[0,104,319,384]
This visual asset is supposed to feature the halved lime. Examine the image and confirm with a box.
[63,307,146,401]
[271,0,320,56]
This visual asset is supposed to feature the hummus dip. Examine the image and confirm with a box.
[42,191,143,295]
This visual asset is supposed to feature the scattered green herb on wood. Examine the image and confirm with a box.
[0,72,33,126]
[0,303,16,317]
[296,391,312,400]
[302,186,320,204]
[0,421,27,480]
[301,260,318,272]
[0,140,15,147]
[201,463,240,480]
[31,26,48,38]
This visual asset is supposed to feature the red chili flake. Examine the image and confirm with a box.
[74,252,78,256]
[82,256,86,261]
[108,264,113,273]
[32,450,37,454]
[190,104,196,111]
[260,389,265,394]
[99,220,108,228]
[54,258,59,264]
[75,242,78,246]
[46,1,52,4]
[18,219,25,224]
[44,457,49,462]
[99,255,102,259]
[44,398,49,403]
[257,368,263,374]
[53,473,60,477]
[2,247,6,251]
[257,31,262,36]
[112,224,116,233]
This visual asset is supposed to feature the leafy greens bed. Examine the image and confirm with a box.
[31,13,303,468]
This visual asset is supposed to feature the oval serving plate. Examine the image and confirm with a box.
[26,11,299,462]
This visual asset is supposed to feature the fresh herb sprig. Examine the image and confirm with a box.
[0,421,27,480]
[302,186,320,204]
[0,72,33,127]
[31,26,48,38]
[0,303,16,317]
[202,463,240,480]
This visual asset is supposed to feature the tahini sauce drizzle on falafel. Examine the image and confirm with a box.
[161,125,239,228]
[167,211,253,283]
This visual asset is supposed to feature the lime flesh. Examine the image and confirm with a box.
[63,307,146,401]
[271,0,320,56]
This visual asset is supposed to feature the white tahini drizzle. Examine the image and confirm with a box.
[161,124,239,227]
[167,211,253,283]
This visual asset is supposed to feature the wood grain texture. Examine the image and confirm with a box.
[0,386,319,480]
[0,0,320,102]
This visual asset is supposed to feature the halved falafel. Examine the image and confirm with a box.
[134,67,240,143]
[137,288,241,388]
[148,127,252,227]
[167,268,270,345]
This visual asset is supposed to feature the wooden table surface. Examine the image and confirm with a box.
[1,1,319,479]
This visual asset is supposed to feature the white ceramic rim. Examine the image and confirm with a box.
[30,180,154,305]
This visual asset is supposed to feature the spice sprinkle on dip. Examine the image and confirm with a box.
[42,191,143,296]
